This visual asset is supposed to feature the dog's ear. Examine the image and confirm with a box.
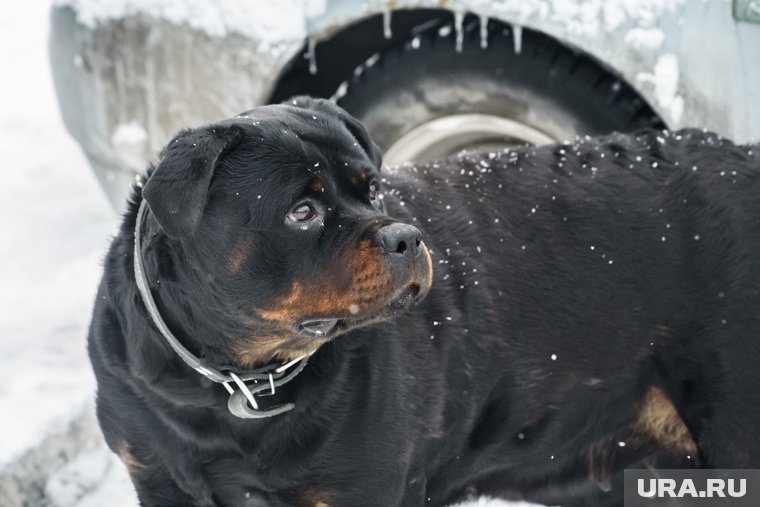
[289,96,383,169]
[142,125,241,238]
[339,111,383,169]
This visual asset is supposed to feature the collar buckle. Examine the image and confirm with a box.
[224,356,310,419]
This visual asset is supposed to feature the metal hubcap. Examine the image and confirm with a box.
[383,113,556,165]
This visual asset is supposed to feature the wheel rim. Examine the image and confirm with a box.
[383,113,556,165]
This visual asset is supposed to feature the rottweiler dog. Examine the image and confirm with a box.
[88,97,760,507]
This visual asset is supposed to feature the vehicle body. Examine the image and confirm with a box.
[50,0,760,208]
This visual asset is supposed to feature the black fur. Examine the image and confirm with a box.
[88,97,760,507]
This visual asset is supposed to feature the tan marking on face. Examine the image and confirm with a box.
[295,487,333,507]
[310,178,325,193]
[356,169,368,182]
[258,240,391,323]
[236,237,433,366]
[232,334,326,367]
[117,441,144,480]
[227,239,253,274]
[634,386,697,455]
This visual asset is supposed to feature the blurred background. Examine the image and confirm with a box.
[1,0,758,505]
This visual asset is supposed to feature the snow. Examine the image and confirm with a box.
[54,0,693,131]
[45,445,137,507]
[57,0,684,45]
[0,1,135,504]
[624,27,665,49]
[112,122,149,172]
[55,0,327,52]
[112,121,147,146]
[636,53,684,123]
[0,0,117,470]
[472,0,683,38]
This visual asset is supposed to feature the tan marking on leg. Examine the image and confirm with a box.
[634,386,697,455]
[584,387,697,486]
[117,441,145,480]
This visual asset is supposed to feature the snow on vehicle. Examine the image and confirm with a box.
[50,0,760,207]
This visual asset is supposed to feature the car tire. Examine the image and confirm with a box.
[337,19,664,164]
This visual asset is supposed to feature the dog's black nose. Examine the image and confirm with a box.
[376,223,423,260]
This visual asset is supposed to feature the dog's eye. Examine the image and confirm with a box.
[287,203,317,222]
[369,182,379,201]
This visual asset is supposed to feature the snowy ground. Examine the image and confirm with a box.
[0,2,545,506]
[0,1,134,504]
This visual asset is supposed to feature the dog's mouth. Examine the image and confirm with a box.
[298,318,341,336]
[298,283,422,337]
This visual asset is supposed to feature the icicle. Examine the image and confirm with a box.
[383,9,392,39]
[365,52,380,68]
[331,80,348,102]
[479,15,489,49]
[307,37,317,74]
[454,11,464,53]
[512,24,523,54]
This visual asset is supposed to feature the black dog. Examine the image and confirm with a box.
[88,97,760,507]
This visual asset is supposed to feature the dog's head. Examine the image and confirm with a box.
[140,97,432,366]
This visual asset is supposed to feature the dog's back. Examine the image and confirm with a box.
[380,128,760,488]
